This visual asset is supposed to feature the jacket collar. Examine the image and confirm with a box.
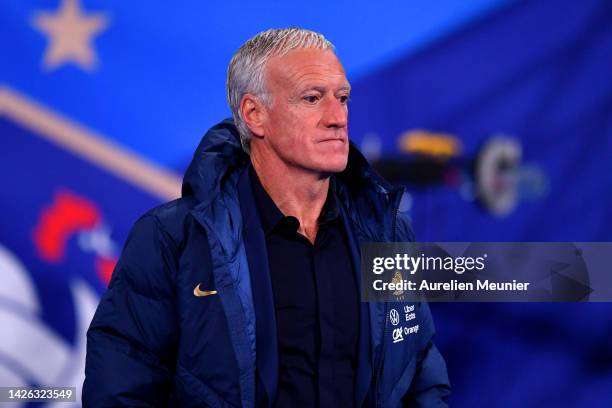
[182,118,402,225]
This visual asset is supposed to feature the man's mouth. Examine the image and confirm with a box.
[318,138,346,144]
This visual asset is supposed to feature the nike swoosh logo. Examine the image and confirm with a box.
[193,284,217,297]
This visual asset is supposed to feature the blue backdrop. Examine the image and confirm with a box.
[1,0,610,406]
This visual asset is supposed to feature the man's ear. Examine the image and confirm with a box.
[240,94,266,138]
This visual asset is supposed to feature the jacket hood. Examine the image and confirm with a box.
[182,119,403,235]
[182,119,249,204]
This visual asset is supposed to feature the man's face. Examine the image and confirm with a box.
[258,48,350,174]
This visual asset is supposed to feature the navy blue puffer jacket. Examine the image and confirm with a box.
[83,119,451,407]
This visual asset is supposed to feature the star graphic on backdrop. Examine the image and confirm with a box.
[32,0,109,71]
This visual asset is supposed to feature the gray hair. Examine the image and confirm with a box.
[227,28,335,154]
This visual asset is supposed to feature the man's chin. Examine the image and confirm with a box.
[317,160,348,174]
[294,154,348,175]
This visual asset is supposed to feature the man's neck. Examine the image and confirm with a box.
[250,154,329,244]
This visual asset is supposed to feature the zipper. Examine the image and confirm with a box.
[373,303,389,407]
[373,188,405,407]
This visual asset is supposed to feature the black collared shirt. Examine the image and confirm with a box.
[249,166,359,408]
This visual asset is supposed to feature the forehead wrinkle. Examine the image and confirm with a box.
[288,60,345,79]
[291,71,349,93]
[266,52,348,94]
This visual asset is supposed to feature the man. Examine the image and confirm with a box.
[84,28,450,407]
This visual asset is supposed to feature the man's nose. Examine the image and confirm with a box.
[321,98,348,129]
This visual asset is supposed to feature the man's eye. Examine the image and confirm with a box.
[303,95,319,103]
[339,95,351,104]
